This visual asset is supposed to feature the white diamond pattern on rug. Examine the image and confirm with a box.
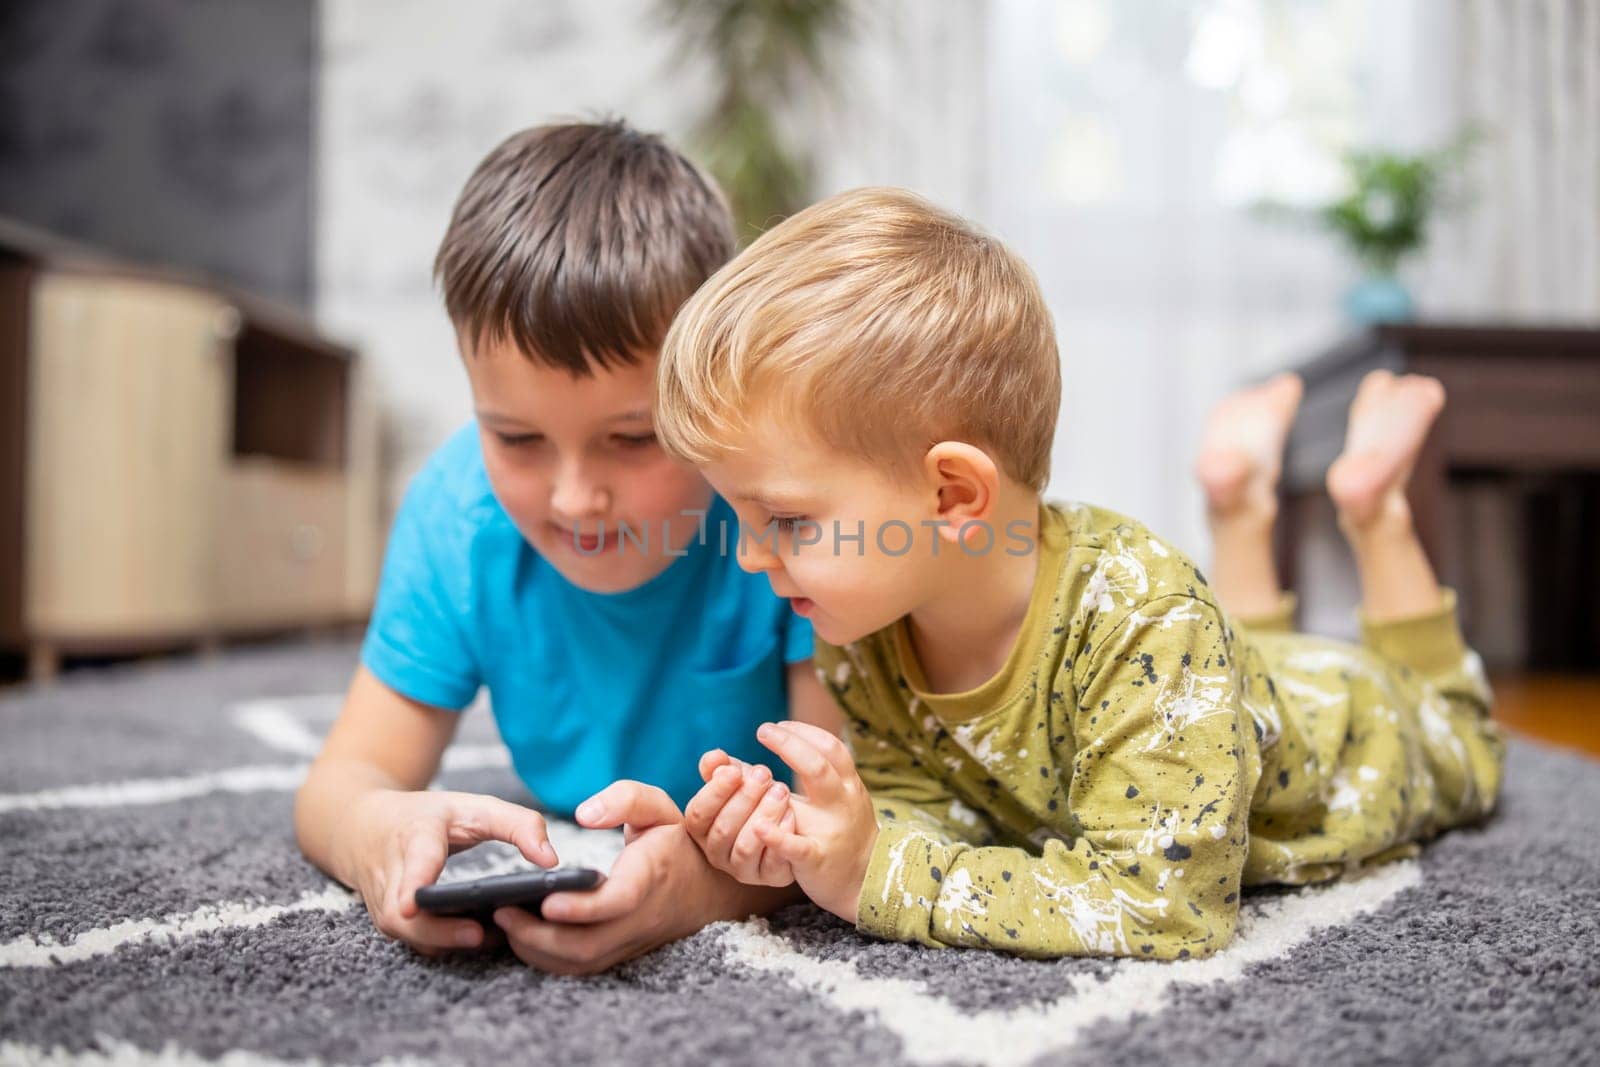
[2,645,1596,1065]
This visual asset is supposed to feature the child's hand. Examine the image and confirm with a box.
[683,750,799,887]
[750,721,879,923]
[339,788,558,957]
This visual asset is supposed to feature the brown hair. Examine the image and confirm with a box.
[656,187,1061,492]
[435,119,735,374]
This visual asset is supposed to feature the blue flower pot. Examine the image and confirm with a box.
[1343,275,1415,323]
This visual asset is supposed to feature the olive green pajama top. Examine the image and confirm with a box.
[815,501,1505,961]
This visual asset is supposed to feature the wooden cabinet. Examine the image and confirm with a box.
[0,223,379,680]
[23,274,235,640]
[214,459,350,629]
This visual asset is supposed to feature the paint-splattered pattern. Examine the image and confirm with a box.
[816,501,1505,960]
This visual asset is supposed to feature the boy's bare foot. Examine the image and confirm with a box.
[1194,372,1304,523]
[1326,369,1446,532]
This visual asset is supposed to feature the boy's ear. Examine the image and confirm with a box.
[923,442,1000,545]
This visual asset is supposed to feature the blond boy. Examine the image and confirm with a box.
[658,187,1504,960]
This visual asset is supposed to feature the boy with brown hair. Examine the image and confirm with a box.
[294,121,834,974]
[662,187,1504,959]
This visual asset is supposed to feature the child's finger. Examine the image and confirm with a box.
[753,821,821,867]
[571,779,682,840]
[683,764,744,841]
[447,795,558,868]
[396,911,492,953]
[757,780,789,820]
[756,847,795,888]
[775,720,859,781]
[698,748,734,783]
[706,764,773,855]
[731,781,790,870]
[370,850,483,952]
[395,827,448,920]
[684,765,743,841]
[756,722,844,802]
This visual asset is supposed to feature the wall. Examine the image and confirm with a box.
[316,0,714,506]
[0,0,316,308]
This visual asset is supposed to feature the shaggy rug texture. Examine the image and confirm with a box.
[2,642,1597,1066]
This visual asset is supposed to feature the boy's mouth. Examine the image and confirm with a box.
[789,596,815,617]
[550,523,611,553]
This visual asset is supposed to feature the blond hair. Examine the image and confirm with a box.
[656,187,1060,491]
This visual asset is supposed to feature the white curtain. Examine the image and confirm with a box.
[1428,0,1600,318]
[812,0,993,218]
[817,0,1596,645]
[976,0,1363,567]
[319,0,1597,596]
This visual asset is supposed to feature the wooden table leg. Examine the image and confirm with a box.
[1407,419,1452,584]
[28,642,59,684]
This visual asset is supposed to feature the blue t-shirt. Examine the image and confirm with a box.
[360,424,813,814]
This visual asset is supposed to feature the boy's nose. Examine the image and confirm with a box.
[550,461,609,518]
[735,525,780,576]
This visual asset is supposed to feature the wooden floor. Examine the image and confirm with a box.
[1490,674,1600,759]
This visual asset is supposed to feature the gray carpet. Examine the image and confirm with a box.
[1,641,1597,1066]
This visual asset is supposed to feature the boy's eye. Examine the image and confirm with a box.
[495,432,544,447]
[611,433,657,449]
[773,515,807,534]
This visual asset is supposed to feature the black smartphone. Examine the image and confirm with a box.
[414,867,603,920]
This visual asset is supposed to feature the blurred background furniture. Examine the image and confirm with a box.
[1277,323,1600,673]
[0,220,379,681]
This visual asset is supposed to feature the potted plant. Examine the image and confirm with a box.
[657,0,854,242]
[1263,131,1479,323]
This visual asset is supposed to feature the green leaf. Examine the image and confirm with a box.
[657,0,855,241]
[1257,127,1482,274]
